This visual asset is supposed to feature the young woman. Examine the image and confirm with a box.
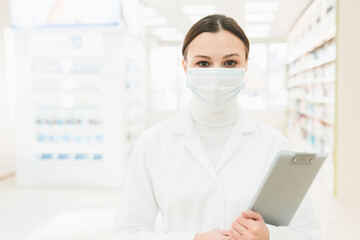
[111,14,320,240]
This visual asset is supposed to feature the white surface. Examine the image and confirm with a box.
[0,177,121,240]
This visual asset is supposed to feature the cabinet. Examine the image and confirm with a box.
[286,0,336,194]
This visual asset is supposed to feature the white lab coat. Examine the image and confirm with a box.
[111,105,321,240]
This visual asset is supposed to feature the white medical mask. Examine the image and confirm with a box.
[186,67,246,112]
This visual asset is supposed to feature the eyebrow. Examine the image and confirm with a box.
[223,53,242,59]
[193,53,242,59]
[194,55,211,59]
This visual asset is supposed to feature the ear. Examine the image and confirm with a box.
[245,58,249,72]
[182,58,188,75]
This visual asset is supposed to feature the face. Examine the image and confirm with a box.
[182,30,248,74]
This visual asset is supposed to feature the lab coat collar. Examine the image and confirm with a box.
[169,104,257,182]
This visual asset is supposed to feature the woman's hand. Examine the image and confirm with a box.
[194,230,230,240]
[229,210,269,240]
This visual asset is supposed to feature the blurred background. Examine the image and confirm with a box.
[0,0,359,239]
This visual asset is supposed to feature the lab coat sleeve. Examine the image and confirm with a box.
[266,194,321,240]
[265,137,322,240]
[110,132,198,240]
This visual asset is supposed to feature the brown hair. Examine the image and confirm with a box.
[182,14,250,60]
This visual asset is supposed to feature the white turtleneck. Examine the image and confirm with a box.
[190,96,239,168]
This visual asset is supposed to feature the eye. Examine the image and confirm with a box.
[224,60,238,67]
[197,61,210,67]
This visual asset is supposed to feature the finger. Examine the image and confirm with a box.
[231,222,248,240]
[242,210,263,221]
[229,234,242,240]
[236,215,252,229]
[230,225,242,239]
[229,231,243,240]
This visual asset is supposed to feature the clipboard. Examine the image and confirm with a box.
[248,151,328,226]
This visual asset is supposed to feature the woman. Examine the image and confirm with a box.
[111,14,320,240]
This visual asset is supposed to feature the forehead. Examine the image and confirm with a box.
[187,30,246,59]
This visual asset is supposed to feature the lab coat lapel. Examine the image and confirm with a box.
[184,127,220,184]
[216,107,257,172]
[170,105,220,185]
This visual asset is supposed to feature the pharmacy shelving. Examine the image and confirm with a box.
[286,0,337,194]
[7,28,148,188]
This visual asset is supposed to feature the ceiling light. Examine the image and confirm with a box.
[152,27,179,36]
[182,5,216,15]
[244,24,271,38]
[244,13,275,22]
[244,2,279,12]
[144,16,167,26]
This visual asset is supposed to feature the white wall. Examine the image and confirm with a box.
[336,0,360,204]
[0,0,15,178]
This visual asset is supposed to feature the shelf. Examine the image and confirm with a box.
[289,97,335,105]
[287,26,336,63]
[287,78,335,88]
[286,0,337,196]
[288,57,336,77]
[288,108,334,126]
